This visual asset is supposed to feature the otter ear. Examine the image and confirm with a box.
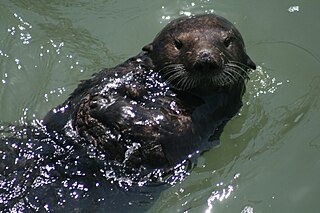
[142,44,153,53]
[245,55,256,70]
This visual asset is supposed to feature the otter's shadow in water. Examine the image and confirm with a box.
[0,14,255,212]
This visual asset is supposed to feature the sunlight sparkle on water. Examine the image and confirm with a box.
[10,13,33,45]
[249,65,283,98]
[288,6,300,13]
[241,206,254,213]
[179,11,192,16]
[0,50,9,58]
[161,15,171,20]
[205,185,234,213]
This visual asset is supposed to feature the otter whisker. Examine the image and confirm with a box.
[223,70,238,83]
[225,65,249,82]
[164,69,183,77]
[228,70,247,84]
[179,74,198,91]
[226,64,248,75]
[162,64,185,72]
[225,67,244,79]
[218,49,228,65]
[208,74,225,87]
[178,77,187,90]
[210,75,216,85]
[224,73,235,85]
[189,77,198,90]
[175,76,188,90]
[160,64,184,75]
[225,63,249,79]
[159,64,198,90]
[228,60,254,71]
[221,75,229,85]
[161,69,179,78]
[166,74,184,88]
[166,75,180,85]
[181,76,192,90]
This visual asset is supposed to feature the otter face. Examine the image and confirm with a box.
[143,14,256,93]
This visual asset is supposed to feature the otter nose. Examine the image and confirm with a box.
[198,50,212,60]
[195,50,219,72]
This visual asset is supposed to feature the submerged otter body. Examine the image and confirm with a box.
[43,14,256,169]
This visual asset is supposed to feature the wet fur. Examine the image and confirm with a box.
[43,14,256,169]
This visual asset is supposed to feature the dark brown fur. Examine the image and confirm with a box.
[43,14,256,169]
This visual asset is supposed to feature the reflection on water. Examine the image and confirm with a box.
[1,0,320,212]
[0,121,187,212]
[0,2,124,122]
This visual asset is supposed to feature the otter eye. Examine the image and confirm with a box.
[224,37,232,48]
[174,39,183,50]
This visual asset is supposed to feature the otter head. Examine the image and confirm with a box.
[142,14,256,95]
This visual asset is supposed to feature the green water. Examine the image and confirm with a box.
[1,0,320,212]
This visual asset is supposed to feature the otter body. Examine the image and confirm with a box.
[44,14,256,169]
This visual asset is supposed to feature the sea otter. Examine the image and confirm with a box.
[43,14,256,169]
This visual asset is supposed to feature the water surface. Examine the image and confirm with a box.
[1,0,320,212]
